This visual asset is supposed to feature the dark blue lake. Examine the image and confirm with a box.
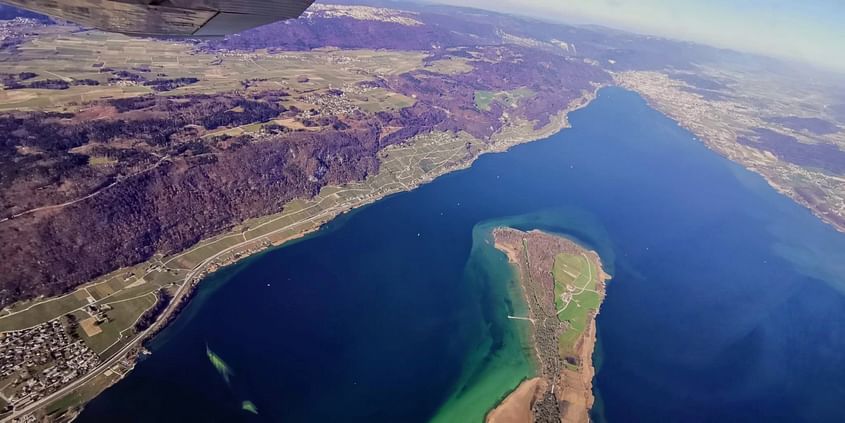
[79,88,845,422]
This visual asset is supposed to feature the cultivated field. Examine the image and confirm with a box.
[475,88,534,111]
[0,28,424,112]
[0,261,181,333]
[553,253,601,358]
[0,27,452,358]
[0,24,596,418]
[0,128,478,360]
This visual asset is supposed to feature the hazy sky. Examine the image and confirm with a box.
[431,0,845,71]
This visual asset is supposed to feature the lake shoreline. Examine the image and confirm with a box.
[74,86,845,423]
[0,88,604,420]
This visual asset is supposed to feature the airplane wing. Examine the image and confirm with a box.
[0,0,315,37]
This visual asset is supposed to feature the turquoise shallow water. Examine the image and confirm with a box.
[80,88,845,422]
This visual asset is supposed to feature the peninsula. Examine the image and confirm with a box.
[489,228,610,423]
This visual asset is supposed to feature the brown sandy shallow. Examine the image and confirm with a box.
[558,317,597,423]
[495,241,522,266]
[560,251,610,423]
[487,378,545,423]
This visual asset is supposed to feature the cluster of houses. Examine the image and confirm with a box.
[300,86,362,118]
[0,319,100,411]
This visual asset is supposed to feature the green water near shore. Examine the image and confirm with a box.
[431,221,536,422]
[433,210,610,421]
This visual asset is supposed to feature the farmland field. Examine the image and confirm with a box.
[553,253,601,355]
